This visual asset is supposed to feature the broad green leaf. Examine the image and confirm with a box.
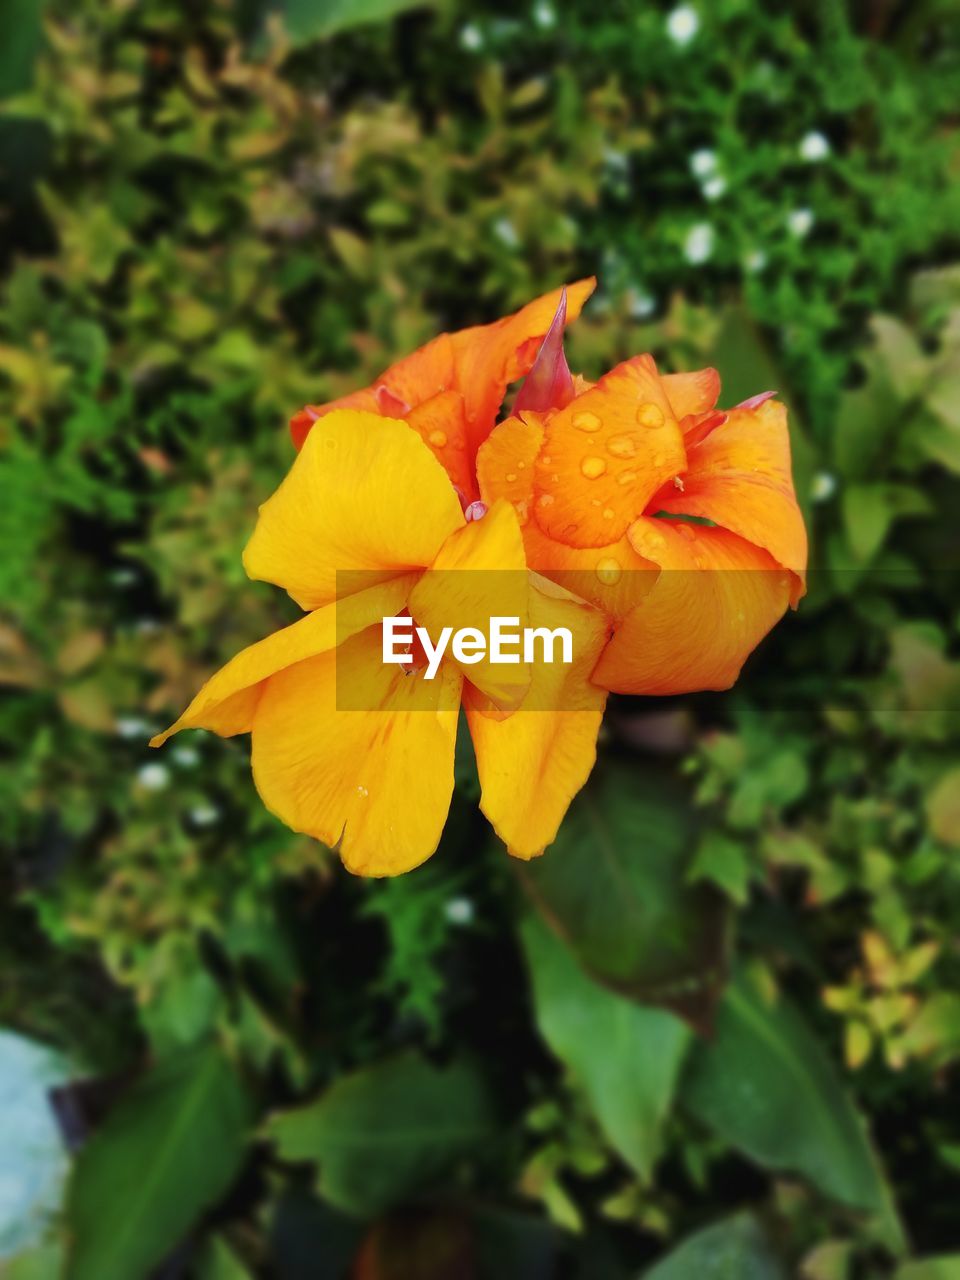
[66,1044,251,1280]
[265,1052,494,1217]
[517,764,727,1029]
[896,1258,960,1280]
[682,971,902,1249]
[270,0,435,44]
[0,0,43,98]
[0,1031,71,1261]
[687,832,753,905]
[644,1213,786,1279]
[521,914,690,1180]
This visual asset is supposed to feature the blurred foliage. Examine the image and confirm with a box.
[1,0,959,1276]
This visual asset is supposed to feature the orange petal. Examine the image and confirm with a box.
[475,411,544,526]
[648,399,808,602]
[243,410,464,610]
[592,518,794,695]
[149,576,415,746]
[662,367,720,420]
[466,577,607,859]
[478,413,660,619]
[251,625,462,876]
[408,499,530,711]
[532,355,686,549]
[452,278,596,456]
[405,389,475,500]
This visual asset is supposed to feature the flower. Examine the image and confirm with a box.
[800,131,831,162]
[684,222,715,263]
[154,282,806,876]
[787,208,815,238]
[689,149,717,178]
[666,5,699,45]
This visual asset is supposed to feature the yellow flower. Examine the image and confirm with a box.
[152,412,608,875]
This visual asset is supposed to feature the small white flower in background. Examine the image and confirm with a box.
[171,744,200,767]
[134,619,161,635]
[190,804,220,827]
[787,208,815,238]
[744,248,767,273]
[137,762,170,792]
[493,217,520,248]
[800,130,831,162]
[110,567,138,588]
[460,23,483,50]
[811,471,837,502]
[666,5,699,46]
[684,222,715,264]
[626,287,656,319]
[689,148,717,178]
[445,896,475,925]
[702,174,727,200]
[533,0,556,28]
[116,715,150,740]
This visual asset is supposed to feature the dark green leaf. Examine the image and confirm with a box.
[682,971,902,1249]
[521,914,690,1180]
[66,1044,251,1280]
[265,1052,494,1217]
[0,0,43,98]
[517,764,728,1030]
[643,1213,786,1280]
[268,0,435,44]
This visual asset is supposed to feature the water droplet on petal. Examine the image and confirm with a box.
[678,523,696,541]
[505,472,517,482]
[607,433,638,458]
[602,507,614,519]
[637,402,665,428]
[573,411,602,432]
[618,470,638,485]
[595,556,622,585]
[429,429,447,447]
[581,455,607,479]
[464,500,487,522]
[538,493,555,507]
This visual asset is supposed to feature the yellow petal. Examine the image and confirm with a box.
[150,576,414,746]
[467,577,608,859]
[251,626,462,876]
[592,518,793,695]
[408,498,531,711]
[243,410,464,610]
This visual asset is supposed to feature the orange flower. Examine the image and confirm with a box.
[153,282,806,876]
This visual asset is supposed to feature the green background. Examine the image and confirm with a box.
[1,0,959,1276]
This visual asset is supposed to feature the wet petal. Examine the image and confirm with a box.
[532,354,686,548]
[243,410,464,610]
[467,577,607,859]
[592,518,793,695]
[149,577,414,747]
[647,399,807,602]
[251,626,462,877]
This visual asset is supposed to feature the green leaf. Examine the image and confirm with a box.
[644,1213,786,1279]
[198,1236,254,1280]
[681,971,902,1249]
[521,914,690,1180]
[0,1030,71,1259]
[66,1044,252,1280]
[517,764,728,1030]
[687,832,753,905]
[896,1258,960,1280]
[265,1052,494,1217]
[0,0,43,98]
[269,0,435,44]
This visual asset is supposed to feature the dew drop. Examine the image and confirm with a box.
[429,429,447,447]
[678,524,696,541]
[542,455,552,465]
[637,402,665,429]
[581,455,607,479]
[573,411,602,432]
[602,507,615,519]
[595,556,622,585]
[357,784,369,797]
[618,469,638,486]
[538,493,555,507]
[506,472,518,482]
[607,433,638,458]
[514,499,529,523]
